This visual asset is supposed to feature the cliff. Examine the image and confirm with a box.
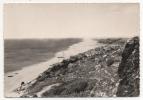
[116,37,139,97]
[21,37,139,97]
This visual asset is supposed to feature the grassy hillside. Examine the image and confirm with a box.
[21,38,128,97]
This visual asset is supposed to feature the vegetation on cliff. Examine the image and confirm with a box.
[21,37,139,97]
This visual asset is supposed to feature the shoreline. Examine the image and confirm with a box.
[4,38,82,73]
[5,39,100,97]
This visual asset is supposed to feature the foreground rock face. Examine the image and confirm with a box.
[116,37,139,97]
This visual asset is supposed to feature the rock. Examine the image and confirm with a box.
[106,56,114,66]
[116,36,139,97]
[69,56,78,63]
[33,94,38,97]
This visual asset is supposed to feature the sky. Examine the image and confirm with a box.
[4,3,139,39]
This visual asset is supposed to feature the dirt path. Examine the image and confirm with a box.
[36,83,60,97]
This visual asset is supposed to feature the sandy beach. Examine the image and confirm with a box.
[4,39,100,97]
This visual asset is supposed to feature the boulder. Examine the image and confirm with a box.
[106,57,114,66]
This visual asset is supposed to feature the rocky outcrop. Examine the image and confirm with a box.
[116,37,139,97]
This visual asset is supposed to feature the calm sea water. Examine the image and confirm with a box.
[4,38,82,73]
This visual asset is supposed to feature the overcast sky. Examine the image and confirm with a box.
[4,3,139,39]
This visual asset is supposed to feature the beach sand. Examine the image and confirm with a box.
[4,39,100,97]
